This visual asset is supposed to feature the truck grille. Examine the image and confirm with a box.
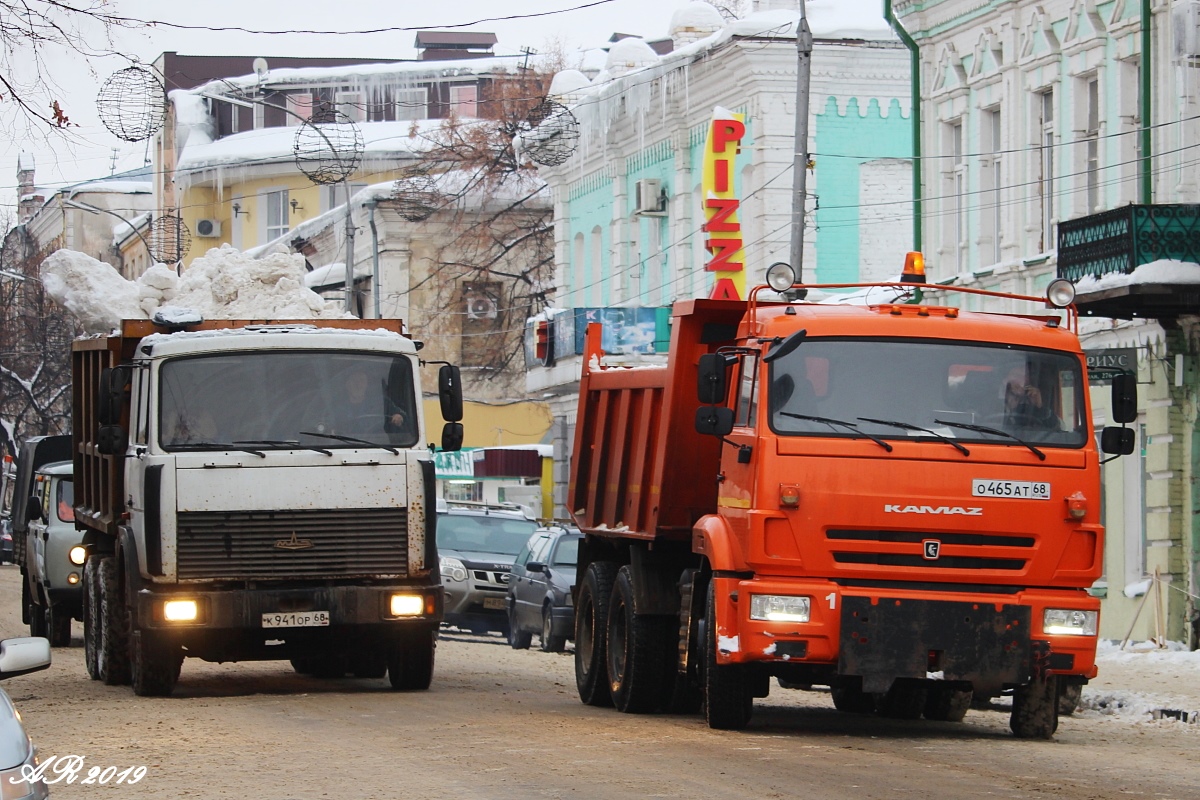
[176,509,408,579]
[827,529,1033,572]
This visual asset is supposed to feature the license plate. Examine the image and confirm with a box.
[262,611,330,628]
[482,597,506,610]
[972,480,1051,500]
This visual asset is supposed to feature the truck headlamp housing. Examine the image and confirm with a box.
[750,594,811,623]
[389,593,424,617]
[1043,608,1097,636]
[765,262,797,293]
[1046,278,1076,308]
[163,599,199,622]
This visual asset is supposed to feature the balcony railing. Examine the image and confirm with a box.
[1058,204,1200,283]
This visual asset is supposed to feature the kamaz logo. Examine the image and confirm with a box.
[922,539,942,560]
[884,504,983,516]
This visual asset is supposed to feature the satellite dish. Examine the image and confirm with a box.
[252,57,269,81]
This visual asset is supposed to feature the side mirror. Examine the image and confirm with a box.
[26,497,42,523]
[439,365,463,423]
[525,561,546,573]
[697,353,730,405]
[1101,426,1136,456]
[695,406,735,437]
[97,425,128,456]
[97,366,131,426]
[440,421,464,453]
[1111,373,1137,424]
[0,637,51,680]
[762,328,807,364]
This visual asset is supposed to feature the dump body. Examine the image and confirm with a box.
[71,318,443,695]
[568,290,1111,736]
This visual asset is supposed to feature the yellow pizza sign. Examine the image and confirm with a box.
[701,109,746,300]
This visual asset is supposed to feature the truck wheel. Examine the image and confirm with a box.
[97,557,130,686]
[507,607,532,650]
[129,629,182,697]
[924,683,972,722]
[704,581,752,730]
[574,561,617,707]
[1057,682,1082,716]
[1010,674,1059,739]
[290,658,313,675]
[830,678,877,714]
[606,566,671,713]
[540,604,566,653]
[350,652,387,680]
[46,603,72,647]
[388,630,435,690]
[83,559,100,680]
[876,678,928,719]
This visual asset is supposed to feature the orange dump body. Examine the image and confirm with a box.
[569,293,1102,694]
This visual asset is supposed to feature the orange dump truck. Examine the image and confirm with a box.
[568,266,1136,738]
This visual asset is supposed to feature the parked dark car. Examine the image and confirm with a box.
[506,525,582,652]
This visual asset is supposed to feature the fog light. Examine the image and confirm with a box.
[1046,278,1076,308]
[750,594,811,622]
[1043,608,1097,636]
[1065,491,1087,520]
[765,262,796,292]
[67,573,80,585]
[163,600,198,622]
[68,545,86,566]
[779,484,800,508]
[390,593,424,617]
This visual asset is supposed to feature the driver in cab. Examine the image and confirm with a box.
[1003,365,1060,430]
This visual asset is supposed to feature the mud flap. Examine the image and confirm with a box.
[838,597,1031,694]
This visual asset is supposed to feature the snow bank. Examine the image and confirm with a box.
[40,244,350,334]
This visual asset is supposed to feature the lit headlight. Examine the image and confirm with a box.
[389,593,424,617]
[749,594,811,623]
[1043,608,1097,636]
[163,599,198,622]
[440,556,468,583]
[68,545,87,566]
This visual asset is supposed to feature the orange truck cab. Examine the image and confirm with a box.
[567,266,1137,738]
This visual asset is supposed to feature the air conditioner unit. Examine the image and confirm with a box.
[195,218,222,237]
[465,294,499,321]
[635,178,665,215]
[1173,0,1200,59]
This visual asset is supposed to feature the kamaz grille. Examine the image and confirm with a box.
[176,508,408,579]
[826,529,1033,572]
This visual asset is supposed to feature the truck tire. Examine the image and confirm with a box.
[83,559,101,680]
[129,629,182,697]
[46,603,72,647]
[830,678,877,714]
[289,658,313,675]
[1010,674,1059,739]
[507,607,532,650]
[388,630,435,691]
[97,557,130,686]
[876,678,928,719]
[350,652,387,680]
[704,581,752,730]
[539,604,566,653]
[1057,682,1082,715]
[574,561,617,707]
[606,566,671,713]
[924,683,972,722]
[25,581,46,638]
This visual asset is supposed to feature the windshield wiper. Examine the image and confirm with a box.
[932,419,1046,461]
[234,439,333,456]
[778,412,893,452]
[170,442,266,458]
[300,431,399,456]
[858,417,970,457]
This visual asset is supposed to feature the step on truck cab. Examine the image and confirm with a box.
[568,262,1137,738]
[72,317,465,696]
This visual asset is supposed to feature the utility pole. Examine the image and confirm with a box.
[344,179,356,315]
[788,1,812,282]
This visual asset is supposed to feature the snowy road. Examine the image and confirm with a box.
[1,565,1197,800]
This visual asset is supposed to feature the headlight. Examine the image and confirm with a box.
[0,748,43,799]
[765,262,797,292]
[749,594,811,623]
[1043,608,1097,636]
[1046,278,1076,308]
[68,545,86,566]
[163,599,198,622]
[439,556,468,583]
[389,593,424,617]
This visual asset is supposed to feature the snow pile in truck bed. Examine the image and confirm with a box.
[40,245,350,334]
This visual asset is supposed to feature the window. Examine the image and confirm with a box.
[982,108,1003,265]
[1036,89,1055,251]
[396,88,428,121]
[450,84,478,118]
[550,535,579,567]
[266,190,289,240]
[324,183,367,211]
[56,480,74,523]
[951,121,967,271]
[286,93,314,126]
[335,91,365,123]
[1083,77,1100,213]
[735,354,759,428]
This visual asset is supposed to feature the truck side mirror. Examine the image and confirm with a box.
[695,406,734,437]
[1111,373,1137,424]
[97,366,131,426]
[96,425,128,456]
[440,422,464,453]
[25,497,42,523]
[439,365,463,423]
[697,354,729,405]
[1100,426,1135,456]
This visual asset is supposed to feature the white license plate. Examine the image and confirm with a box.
[262,611,330,628]
[482,597,506,610]
[972,480,1051,500]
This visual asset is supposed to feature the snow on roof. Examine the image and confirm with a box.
[304,261,374,290]
[112,211,152,245]
[65,179,153,195]
[16,152,34,172]
[670,2,725,35]
[1074,259,1200,293]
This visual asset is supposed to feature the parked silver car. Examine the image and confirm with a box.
[0,636,51,799]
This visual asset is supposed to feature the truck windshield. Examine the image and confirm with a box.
[159,351,419,451]
[767,338,1087,448]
